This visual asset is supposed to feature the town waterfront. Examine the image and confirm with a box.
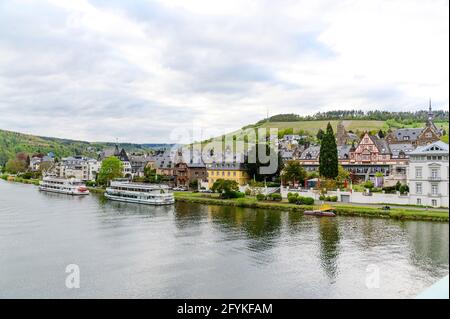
[0,180,448,298]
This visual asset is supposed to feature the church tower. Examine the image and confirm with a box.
[425,99,439,133]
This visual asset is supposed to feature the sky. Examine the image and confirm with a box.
[0,0,448,143]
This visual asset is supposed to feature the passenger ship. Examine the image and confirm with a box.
[39,176,90,195]
[105,180,175,205]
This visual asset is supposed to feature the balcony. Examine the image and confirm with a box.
[428,193,442,198]
[428,176,442,181]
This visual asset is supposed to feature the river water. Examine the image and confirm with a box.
[0,180,448,298]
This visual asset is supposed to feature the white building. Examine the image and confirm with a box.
[58,156,99,181]
[407,141,449,208]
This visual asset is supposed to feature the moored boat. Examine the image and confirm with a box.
[303,204,336,217]
[39,176,90,195]
[105,180,175,205]
[303,210,336,217]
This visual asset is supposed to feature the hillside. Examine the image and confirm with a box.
[201,111,449,145]
[0,129,167,165]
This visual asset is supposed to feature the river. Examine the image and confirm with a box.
[0,180,448,298]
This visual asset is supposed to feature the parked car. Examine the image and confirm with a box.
[173,186,188,191]
[199,189,213,193]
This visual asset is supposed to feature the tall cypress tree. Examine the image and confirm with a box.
[319,122,339,178]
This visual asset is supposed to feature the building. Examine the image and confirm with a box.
[336,121,360,145]
[407,141,449,207]
[206,162,249,189]
[56,156,99,181]
[29,153,54,171]
[98,145,132,178]
[299,133,409,181]
[173,162,207,189]
[386,102,444,146]
[129,154,151,177]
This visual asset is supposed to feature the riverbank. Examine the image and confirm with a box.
[174,192,449,222]
[2,177,448,222]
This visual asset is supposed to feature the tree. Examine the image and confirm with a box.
[319,122,339,179]
[335,165,350,188]
[97,157,123,186]
[211,179,239,198]
[5,158,27,174]
[316,128,325,141]
[189,179,199,190]
[246,143,283,182]
[377,129,385,138]
[144,166,158,183]
[281,160,307,185]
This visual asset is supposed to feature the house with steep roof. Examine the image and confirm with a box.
[298,133,409,181]
[386,102,444,146]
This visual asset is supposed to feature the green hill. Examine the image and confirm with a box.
[201,111,449,145]
[0,129,160,165]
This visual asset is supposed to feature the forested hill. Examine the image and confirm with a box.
[0,129,165,165]
[252,110,449,126]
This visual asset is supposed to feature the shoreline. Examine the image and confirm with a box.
[2,178,448,222]
[174,194,449,222]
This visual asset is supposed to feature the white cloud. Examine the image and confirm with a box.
[0,0,448,143]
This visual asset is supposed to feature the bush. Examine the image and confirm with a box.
[287,192,299,203]
[363,180,374,189]
[1,174,8,180]
[330,196,338,202]
[256,194,266,201]
[244,188,252,196]
[269,193,282,201]
[229,191,245,199]
[319,195,325,201]
[266,182,281,187]
[382,185,397,194]
[298,196,315,205]
[399,184,409,194]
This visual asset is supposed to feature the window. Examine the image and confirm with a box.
[415,167,422,179]
[431,168,439,180]
[415,183,422,194]
[416,198,421,205]
[431,184,438,196]
[432,199,437,207]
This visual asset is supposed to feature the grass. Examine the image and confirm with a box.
[174,192,449,222]
[259,120,386,134]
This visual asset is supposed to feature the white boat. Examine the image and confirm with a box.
[105,180,175,205]
[39,176,90,195]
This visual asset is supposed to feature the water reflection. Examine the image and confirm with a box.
[404,221,449,276]
[0,180,448,298]
[318,218,341,281]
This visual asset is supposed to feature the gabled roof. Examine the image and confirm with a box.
[389,143,415,158]
[390,128,423,142]
[300,145,320,160]
[368,135,391,154]
[408,141,449,155]
[337,144,352,159]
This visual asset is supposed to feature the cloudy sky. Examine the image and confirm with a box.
[0,0,448,143]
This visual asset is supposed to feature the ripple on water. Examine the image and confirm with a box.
[0,181,448,298]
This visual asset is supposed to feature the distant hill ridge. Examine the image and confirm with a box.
[248,109,449,127]
[0,128,170,165]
